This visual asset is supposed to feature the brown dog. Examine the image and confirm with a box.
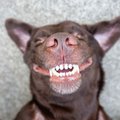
[5,17,120,120]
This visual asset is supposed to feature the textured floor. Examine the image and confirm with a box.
[0,0,120,120]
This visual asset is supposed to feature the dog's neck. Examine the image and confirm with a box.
[30,72,99,120]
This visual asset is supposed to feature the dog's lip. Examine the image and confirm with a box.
[33,64,50,76]
[79,57,93,71]
[33,57,93,77]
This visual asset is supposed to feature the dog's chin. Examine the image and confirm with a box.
[50,73,81,95]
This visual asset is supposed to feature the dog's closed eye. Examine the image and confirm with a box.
[34,37,46,47]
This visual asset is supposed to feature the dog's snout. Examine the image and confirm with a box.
[46,33,77,49]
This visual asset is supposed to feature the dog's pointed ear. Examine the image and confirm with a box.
[84,17,120,54]
[5,19,34,53]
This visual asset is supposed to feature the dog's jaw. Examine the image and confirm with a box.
[33,57,92,95]
[50,72,82,95]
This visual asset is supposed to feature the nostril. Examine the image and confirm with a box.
[46,38,58,47]
[54,38,58,45]
[65,37,70,45]
[53,38,58,47]
[65,37,69,42]
[65,37,77,46]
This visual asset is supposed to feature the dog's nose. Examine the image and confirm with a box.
[46,32,77,49]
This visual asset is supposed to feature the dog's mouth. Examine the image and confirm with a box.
[49,64,81,95]
[33,57,92,95]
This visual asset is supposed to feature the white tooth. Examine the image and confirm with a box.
[59,72,66,77]
[65,72,72,76]
[69,64,73,69]
[71,70,75,75]
[71,67,76,75]
[73,65,80,73]
[52,68,56,75]
[77,67,80,73]
[76,65,80,73]
[49,69,52,77]
[64,64,68,69]
[52,68,59,77]
[72,65,76,74]
[55,65,60,71]
[68,72,72,76]
[63,73,65,76]
[66,72,69,76]
[60,64,64,70]
[59,73,64,77]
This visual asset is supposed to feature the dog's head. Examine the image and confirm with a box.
[5,18,120,95]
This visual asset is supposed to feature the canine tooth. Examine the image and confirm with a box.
[71,70,75,75]
[49,69,52,77]
[55,65,60,71]
[64,64,68,69]
[52,68,59,77]
[75,65,79,73]
[73,65,80,73]
[72,69,76,74]
[60,64,64,70]
[51,68,56,75]
[77,68,80,73]
[71,67,77,75]
[69,64,73,69]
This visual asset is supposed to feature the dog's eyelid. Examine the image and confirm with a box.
[34,37,46,43]
[34,37,46,47]
[78,37,85,41]
[76,36,85,41]
[72,32,84,40]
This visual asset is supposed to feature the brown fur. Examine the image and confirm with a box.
[5,17,120,120]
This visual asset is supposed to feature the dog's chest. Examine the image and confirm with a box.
[33,110,45,120]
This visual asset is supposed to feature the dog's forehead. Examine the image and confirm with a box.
[34,21,86,37]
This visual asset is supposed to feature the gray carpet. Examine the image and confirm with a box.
[0,0,120,120]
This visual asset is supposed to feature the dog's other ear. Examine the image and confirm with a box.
[84,17,120,54]
[5,19,34,53]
